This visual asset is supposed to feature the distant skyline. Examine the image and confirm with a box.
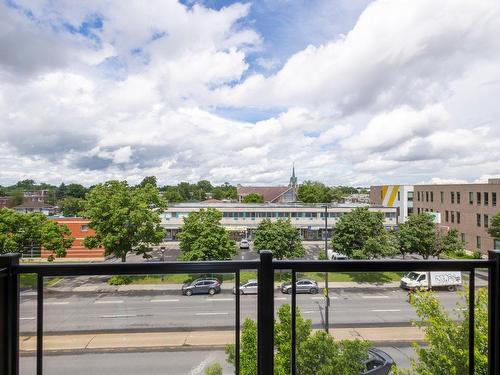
[1,0,500,187]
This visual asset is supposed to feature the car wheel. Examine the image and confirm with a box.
[447,285,456,292]
[185,290,192,296]
[240,289,245,295]
[287,289,293,295]
[310,288,318,294]
[208,288,216,296]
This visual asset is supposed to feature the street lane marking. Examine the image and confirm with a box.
[94,300,124,304]
[45,302,69,305]
[150,299,180,303]
[195,312,229,316]
[371,309,401,312]
[20,317,35,320]
[362,296,389,299]
[275,297,287,301]
[302,311,315,314]
[205,298,234,301]
[312,296,338,300]
[101,314,137,318]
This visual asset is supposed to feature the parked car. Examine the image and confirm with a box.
[400,271,462,291]
[239,239,250,249]
[233,280,258,294]
[280,279,319,294]
[182,278,221,296]
[363,348,394,374]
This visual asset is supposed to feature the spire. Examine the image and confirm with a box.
[289,163,297,188]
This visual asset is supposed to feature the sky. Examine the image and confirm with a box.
[1,0,500,187]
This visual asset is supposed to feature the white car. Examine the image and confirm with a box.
[233,280,258,294]
[239,239,250,249]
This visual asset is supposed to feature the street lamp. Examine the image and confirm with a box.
[323,205,330,334]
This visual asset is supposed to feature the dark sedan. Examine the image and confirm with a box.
[181,278,221,296]
[363,348,394,375]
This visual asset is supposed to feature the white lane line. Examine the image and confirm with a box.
[20,317,35,320]
[101,314,137,318]
[362,296,389,299]
[94,300,124,304]
[312,296,339,300]
[150,299,180,303]
[45,302,69,305]
[205,298,234,301]
[371,309,401,312]
[195,312,229,316]
[302,311,315,314]
[275,297,287,301]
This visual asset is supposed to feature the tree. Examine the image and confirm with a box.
[395,288,487,375]
[162,188,184,203]
[60,197,85,217]
[331,207,397,259]
[488,212,500,243]
[178,208,236,261]
[139,176,157,188]
[225,304,371,375]
[64,183,88,199]
[439,228,465,255]
[396,213,442,259]
[253,219,304,260]
[298,181,334,203]
[242,193,264,203]
[82,180,166,262]
[0,209,73,260]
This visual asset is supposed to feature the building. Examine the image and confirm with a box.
[370,185,414,223]
[41,217,104,260]
[23,190,51,203]
[414,179,500,253]
[0,196,12,209]
[13,201,57,216]
[237,166,298,203]
[344,193,370,204]
[161,202,398,241]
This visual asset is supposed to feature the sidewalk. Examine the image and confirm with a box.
[20,327,425,353]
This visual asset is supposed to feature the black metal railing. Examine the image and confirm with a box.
[1,250,500,375]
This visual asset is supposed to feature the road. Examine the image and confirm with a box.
[20,345,417,374]
[19,287,464,334]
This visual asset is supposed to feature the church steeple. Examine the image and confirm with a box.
[289,163,297,188]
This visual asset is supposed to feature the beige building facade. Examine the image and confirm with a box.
[414,179,500,253]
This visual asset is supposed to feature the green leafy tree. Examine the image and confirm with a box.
[212,182,237,200]
[60,197,85,217]
[0,209,73,260]
[395,288,487,375]
[396,213,443,259]
[225,304,371,375]
[82,180,166,262]
[162,188,184,203]
[242,193,264,203]
[64,184,88,199]
[178,208,236,261]
[138,176,157,188]
[9,190,24,207]
[488,212,500,243]
[298,181,334,203]
[253,219,305,260]
[331,207,397,259]
[440,228,465,255]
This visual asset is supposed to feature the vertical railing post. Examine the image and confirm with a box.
[488,250,500,375]
[258,250,274,375]
[0,253,21,375]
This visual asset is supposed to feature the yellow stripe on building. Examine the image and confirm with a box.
[387,185,400,207]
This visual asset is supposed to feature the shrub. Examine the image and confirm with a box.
[108,276,133,285]
[205,363,223,375]
[472,250,483,259]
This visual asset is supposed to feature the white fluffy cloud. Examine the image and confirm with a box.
[0,0,500,186]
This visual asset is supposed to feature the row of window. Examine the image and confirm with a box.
[445,210,461,224]
[416,190,497,206]
[167,211,397,219]
[476,214,490,228]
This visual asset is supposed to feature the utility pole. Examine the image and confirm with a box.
[324,205,330,333]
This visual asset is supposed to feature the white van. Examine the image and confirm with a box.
[327,249,348,260]
[400,271,462,291]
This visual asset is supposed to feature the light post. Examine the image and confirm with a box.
[323,205,330,333]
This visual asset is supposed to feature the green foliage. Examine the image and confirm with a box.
[225,304,371,375]
[401,288,488,375]
[178,208,236,261]
[472,250,482,259]
[82,180,166,262]
[160,181,236,202]
[138,176,157,188]
[107,275,133,285]
[60,197,85,217]
[253,219,305,260]
[0,208,73,260]
[298,181,335,203]
[488,212,500,241]
[242,193,264,203]
[204,363,223,375]
[330,207,397,259]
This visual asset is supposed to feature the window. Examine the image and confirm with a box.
[445,210,449,222]
[477,236,481,249]
[461,233,465,243]
[469,192,473,205]
[451,192,455,204]
[417,191,421,201]
[81,224,89,231]
[457,211,461,224]
[477,214,481,227]
[484,192,489,206]
[440,191,444,203]
[457,192,460,204]
[417,208,420,214]
[485,215,489,228]
[397,191,400,201]
[430,191,434,202]
[380,191,383,200]
[493,192,497,207]
[451,211,454,223]
[426,192,429,202]
[477,192,481,205]
[408,192,413,202]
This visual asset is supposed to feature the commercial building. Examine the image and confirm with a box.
[414,179,500,253]
[161,203,398,241]
[370,185,414,223]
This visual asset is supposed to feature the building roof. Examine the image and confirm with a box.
[237,186,292,203]
[14,201,56,209]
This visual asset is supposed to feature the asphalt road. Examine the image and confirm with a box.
[19,287,464,334]
[19,345,416,374]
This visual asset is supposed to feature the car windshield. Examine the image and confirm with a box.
[406,272,421,281]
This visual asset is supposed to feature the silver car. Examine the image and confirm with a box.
[280,279,319,294]
[233,280,258,295]
[239,239,250,249]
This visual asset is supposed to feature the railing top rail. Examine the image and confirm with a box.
[0,267,7,278]
[273,259,493,272]
[12,260,260,276]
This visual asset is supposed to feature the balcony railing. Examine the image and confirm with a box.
[1,250,500,375]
